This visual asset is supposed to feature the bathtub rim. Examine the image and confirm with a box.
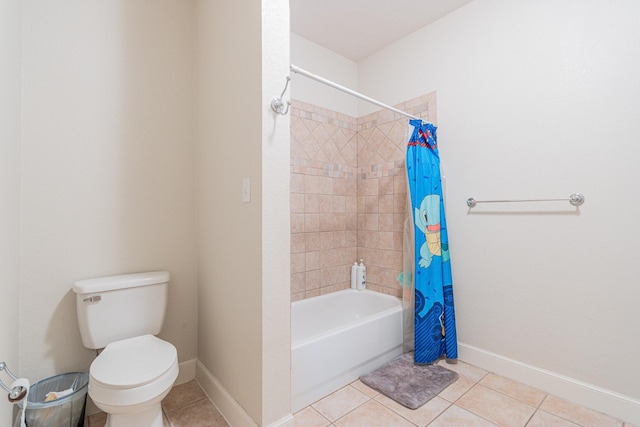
[291,289,402,349]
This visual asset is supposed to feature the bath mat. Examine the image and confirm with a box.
[360,353,458,410]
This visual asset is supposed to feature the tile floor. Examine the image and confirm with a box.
[86,380,228,427]
[87,360,636,427]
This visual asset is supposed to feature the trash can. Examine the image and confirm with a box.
[13,372,89,427]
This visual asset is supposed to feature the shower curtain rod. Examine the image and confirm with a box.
[290,64,421,121]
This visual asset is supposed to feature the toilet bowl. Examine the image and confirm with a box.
[89,335,178,427]
[73,271,178,427]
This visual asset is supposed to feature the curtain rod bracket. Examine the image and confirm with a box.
[271,76,291,115]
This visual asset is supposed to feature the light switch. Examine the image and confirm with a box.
[242,177,251,203]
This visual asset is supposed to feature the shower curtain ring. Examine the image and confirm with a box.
[271,76,291,115]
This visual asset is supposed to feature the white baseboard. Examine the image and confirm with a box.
[196,359,294,427]
[459,343,640,425]
[176,358,197,384]
[195,359,258,427]
[264,415,294,427]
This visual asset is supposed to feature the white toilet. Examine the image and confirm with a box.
[73,271,178,427]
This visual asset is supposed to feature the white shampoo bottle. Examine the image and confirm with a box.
[350,262,358,289]
[356,259,366,291]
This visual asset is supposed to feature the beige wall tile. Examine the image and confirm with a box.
[333,231,346,248]
[394,174,407,194]
[333,195,346,212]
[291,193,305,213]
[394,193,407,213]
[378,194,394,213]
[317,195,333,213]
[305,270,320,290]
[364,213,379,231]
[305,213,320,232]
[304,194,321,212]
[291,252,305,274]
[346,196,358,212]
[291,213,305,233]
[333,213,346,231]
[378,176,394,195]
[291,272,305,294]
[291,233,306,253]
[306,232,320,251]
[378,214,394,232]
[306,251,320,271]
[291,96,430,299]
[320,231,333,250]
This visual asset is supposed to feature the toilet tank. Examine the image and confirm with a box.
[73,271,170,349]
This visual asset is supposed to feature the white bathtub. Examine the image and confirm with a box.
[291,289,403,412]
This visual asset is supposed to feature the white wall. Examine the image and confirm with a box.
[0,0,21,424]
[359,0,640,422]
[196,1,291,425]
[195,0,263,421]
[20,0,197,383]
[290,34,359,117]
[261,0,293,424]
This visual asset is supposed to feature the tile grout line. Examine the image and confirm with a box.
[327,384,377,425]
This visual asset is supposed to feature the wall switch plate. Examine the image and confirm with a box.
[242,177,251,203]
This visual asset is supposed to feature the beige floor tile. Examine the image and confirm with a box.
[333,399,415,427]
[527,410,581,427]
[456,384,536,427]
[294,406,332,427]
[312,385,370,422]
[479,373,547,407]
[162,380,208,413]
[438,360,488,383]
[540,395,624,427]
[429,404,499,426]
[165,398,229,427]
[88,411,107,427]
[350,379,380,398]
[375,393,450,426]
[438,375,476,403]
[86,411,169,427]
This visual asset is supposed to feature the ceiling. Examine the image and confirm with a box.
[290,0,475,61]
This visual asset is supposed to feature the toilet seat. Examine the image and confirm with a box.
[89,335,178,409]
[91,335,176,388]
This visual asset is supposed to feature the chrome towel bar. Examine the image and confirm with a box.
[466,193,585,208]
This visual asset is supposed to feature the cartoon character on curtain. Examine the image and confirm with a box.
[414,195,450,268]
[406,119,457,365]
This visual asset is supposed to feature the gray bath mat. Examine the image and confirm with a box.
[360,353,458,409]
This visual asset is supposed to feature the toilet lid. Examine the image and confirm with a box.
[90,335,177,389]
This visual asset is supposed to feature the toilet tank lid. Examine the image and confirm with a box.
[73,271,170,294]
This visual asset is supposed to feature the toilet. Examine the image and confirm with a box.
[73,271,178,427]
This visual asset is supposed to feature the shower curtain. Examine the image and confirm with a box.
[403,119,457,364]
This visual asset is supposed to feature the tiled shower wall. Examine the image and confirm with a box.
[290,94,435,301]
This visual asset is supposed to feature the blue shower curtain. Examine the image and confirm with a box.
[406,119,457,364]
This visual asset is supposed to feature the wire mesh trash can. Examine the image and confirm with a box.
[13,372,89,427]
